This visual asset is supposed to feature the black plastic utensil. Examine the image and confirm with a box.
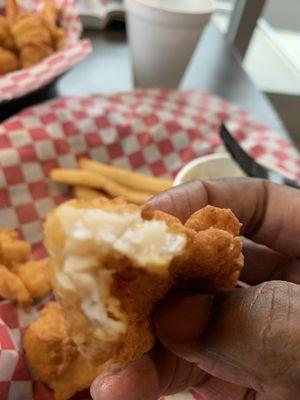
[219,124,300,189]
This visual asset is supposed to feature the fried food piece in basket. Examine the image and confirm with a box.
[6,0,19,23]
[0,229,31,268]
[0,16,15,50]
[7,0,65,68]
[42,0,66,50]
[24,302,105,400]
[20,42,53,68]
[16,260,51,298]
[0,47,19,75]
[0,264,31,306]
[44,197,243,367]
[10,13,52,49]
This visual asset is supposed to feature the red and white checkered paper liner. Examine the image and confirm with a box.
[1,89,300,400]
[0,0,92,103]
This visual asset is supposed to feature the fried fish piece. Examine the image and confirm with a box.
[23,302,105,400]
[0,47,19,75]
[0,264,31,306]
[44,197,243,367]
[0,229,31,267]
[0,16,15,50]
[16,260,51,298]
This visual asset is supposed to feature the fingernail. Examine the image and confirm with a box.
[154,293,213,343]
[90,366,126,399]
[91,373,110,399]
[90,375,102,399]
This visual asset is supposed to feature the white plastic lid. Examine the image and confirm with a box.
[138,0,214,14]
[125,0,214,27]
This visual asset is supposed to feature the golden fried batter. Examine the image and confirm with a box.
[0,46,19,75]
[11,13,53,49]
[42,0,65,50]
[0,229,31,267]
[0,0,66,74]
[6,0,19,23]
[20,42,53,68]
[23,302,105,400]
[16,260,51,298]
[0,15,15,50]
[185,205,242,236]
[44,198,243,367]
[0,229,51,304]
[0,264,31,306]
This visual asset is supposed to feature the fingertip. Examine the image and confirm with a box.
[90,373,113,400]
[146,189,177,215]
[146,181,208,222]
[90,355,162,400]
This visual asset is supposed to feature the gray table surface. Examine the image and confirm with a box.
[57,21,288,137]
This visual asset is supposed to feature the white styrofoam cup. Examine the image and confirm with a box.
[125,0,214,88]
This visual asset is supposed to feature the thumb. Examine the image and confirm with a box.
[154,281,300,399]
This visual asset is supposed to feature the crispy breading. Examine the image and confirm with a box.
[0,229,31,267]
[0,0,66,75]
[0,229,51,304]
[0,15,15,50]
[6,0,19,23]
[10,13,53,49]
[44,199,244,368]
[23,302,104,400]
[0,46,19,75]
[16,260,51,298]
[41,0,65,50]
[0,264,31,306]
[185,205,242,236]
[20,42,53,67]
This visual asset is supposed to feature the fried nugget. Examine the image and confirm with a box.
[6,0,19,23]
[11,13,53,49]
[0,47,19,75]
[0,264,31,306]
[0,229,31,267]
[44,198,243,367]
[20,42,53,68]
[16,260,51,298]
[185,205,241,236]
[0,16,16,50]
[42,0,65,50]
[23,302,105,400]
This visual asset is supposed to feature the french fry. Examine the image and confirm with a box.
[74,186,103,201]
[51,169,152,205]
[79,159,172,194]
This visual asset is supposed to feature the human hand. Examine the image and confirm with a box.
[91,178,300,400]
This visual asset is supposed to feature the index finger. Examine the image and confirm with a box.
[147,178,300,258]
